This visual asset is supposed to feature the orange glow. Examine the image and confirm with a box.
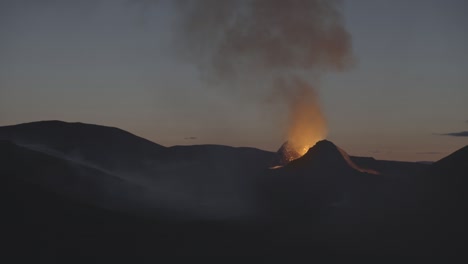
[283,81,327,162]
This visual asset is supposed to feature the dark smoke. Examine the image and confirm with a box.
[173,0,352,76]
[139,0,353,150]
[170,0,352,149]
[439,131,468,137]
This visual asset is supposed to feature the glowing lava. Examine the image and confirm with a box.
[283,80,327,162]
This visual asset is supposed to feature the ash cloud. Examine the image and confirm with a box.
[168,0,353,145]
[173,0,353,78]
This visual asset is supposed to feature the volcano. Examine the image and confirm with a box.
[280,140,378,175]
[2,120,468,258]
[263,140,381,220]
[275,140,303,165]
[287,140,377,174]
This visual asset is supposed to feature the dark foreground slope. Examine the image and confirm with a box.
[0,142,340,260]
[1,121,467,258]
[1,141,273,259]
[1,162,437,260]
[2,163,275,260]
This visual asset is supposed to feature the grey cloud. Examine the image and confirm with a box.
[439,131,468,137]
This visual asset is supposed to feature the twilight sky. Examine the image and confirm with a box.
[1,0,467,161]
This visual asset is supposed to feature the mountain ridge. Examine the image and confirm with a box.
[2,120,468,257]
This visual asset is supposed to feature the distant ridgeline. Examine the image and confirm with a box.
[1,121,467,258]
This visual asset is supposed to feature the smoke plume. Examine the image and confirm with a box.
[170,0,352,159]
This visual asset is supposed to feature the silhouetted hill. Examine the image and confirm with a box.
[0,121,167,173]
[431,145,468,177]
[425,145,468,209]
[425,145,468,202]
[0,121,276,174]
[0,122,279,219]
[0,121,429,177]
[3,121,468,257]
[0,140,161,214]
[416,145,468,255]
